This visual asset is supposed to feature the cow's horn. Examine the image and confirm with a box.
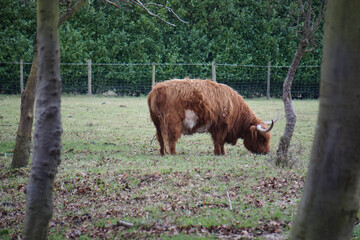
[256,111,280,133]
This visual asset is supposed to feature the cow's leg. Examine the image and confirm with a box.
[150,115,166,155]
[164,116,182,155]
[213,143,225,155]
[161,127,170,155]
[156,129,165,155]
[158,122,179,155]
[220,144,225,155]
[157,130,167,155]
[211,128,227,155]
[167,123,182,155]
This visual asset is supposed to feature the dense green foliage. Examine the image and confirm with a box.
[0,0,324,97]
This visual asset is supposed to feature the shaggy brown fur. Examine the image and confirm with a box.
[147,78,274,155]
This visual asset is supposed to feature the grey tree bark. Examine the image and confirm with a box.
[276,0,326,167]
[290,0,360,239]
[11,0,88,169]
[275,43,305,166]
[22,0,62,239]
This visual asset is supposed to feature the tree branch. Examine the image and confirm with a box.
[104,0,121,8]
[144,3,188,24]
[312,0,327,32]
[305,47,315,52]
[295,0,327,47]
[59,0,88,27]
[132,0,176,26]
[104,0,188,27]
[297,0,305,17]
[303,0,312,30]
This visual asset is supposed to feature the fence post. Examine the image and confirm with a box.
[20,59,24,93]
[152,62,156,88]
[87,59,92,95]
[212,61,216,82]
[267,61,271,99]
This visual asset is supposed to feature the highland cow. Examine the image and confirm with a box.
[147,78,279,155]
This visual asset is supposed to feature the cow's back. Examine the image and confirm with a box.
[148,79,212,124]
[148,79,244,131]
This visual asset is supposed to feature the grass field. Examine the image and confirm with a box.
[0,95,356,239]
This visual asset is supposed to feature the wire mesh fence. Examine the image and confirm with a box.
[0,61,320,98]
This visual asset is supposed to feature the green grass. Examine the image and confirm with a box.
[0,95,324,239]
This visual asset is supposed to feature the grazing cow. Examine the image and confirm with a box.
[147,78,279,155]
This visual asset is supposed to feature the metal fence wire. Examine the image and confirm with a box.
[0,61,320,98]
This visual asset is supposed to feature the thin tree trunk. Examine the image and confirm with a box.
[22,0,62,238]
[276,43,306,166]
[290,0,360,238]
[11,0,87,169]
[275,0,327,167]
[12,43,37,169]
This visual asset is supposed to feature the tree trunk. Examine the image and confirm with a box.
[11,43,37,169]
[290,0,360,239]
[22,0,62,239]
[276,42,306,166]
[11,0,87,169]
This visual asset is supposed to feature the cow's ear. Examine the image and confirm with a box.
[250,125,257,141]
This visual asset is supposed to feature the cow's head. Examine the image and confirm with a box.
[243,111,280,154]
